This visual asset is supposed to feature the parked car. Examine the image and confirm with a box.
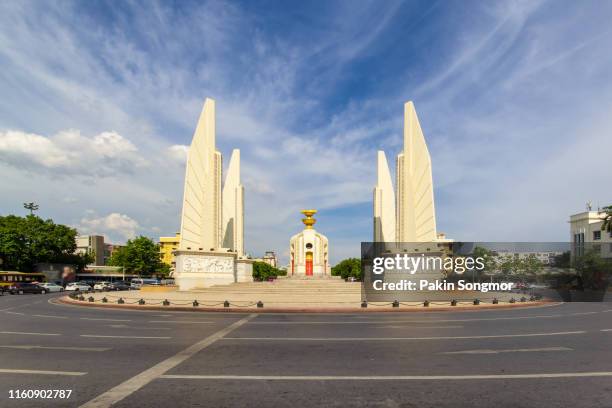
[65,282,92,292]
[130,278,160,289]
[8,282,46,295]
[109,281,131,291]
[93,282,112,291]
[39,282,64,292]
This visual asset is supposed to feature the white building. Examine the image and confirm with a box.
[289,210,330,277]
[569,210,612,259]
[493,251,563,265]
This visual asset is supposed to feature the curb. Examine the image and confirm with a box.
[57,296,552,314]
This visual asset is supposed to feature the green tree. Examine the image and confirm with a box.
[573,249,611,289]
[252,261,286,281]
[331,258,362,280]
[553,251,571,268]
[601,205,612,234]
[0,215,89,271]
[472,246,498,281]
[108,236,167,276]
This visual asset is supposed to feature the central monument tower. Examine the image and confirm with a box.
[289,210,330,277]
[174,98,251,290]
[374,101,441,243]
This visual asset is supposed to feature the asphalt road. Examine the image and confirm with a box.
[1,292,611,408]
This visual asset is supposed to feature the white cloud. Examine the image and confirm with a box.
[77,212,140,242]
[0,129,148,176]
[167,144,189,163]
[1,1,612,265]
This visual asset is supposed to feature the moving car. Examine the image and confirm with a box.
[8,282,46,295]
[39,282,64,292]
[65,282,92,292]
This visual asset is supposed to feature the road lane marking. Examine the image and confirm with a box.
[148,320,214,324]
[248,315,571,324]
[0,302,35,312]
[80,335,171,339]
[0,369,86,376]
[5,311,25,315]
[224,331,586,341]
[0,345,110,352]
[80,314,256,408]
[441,346,573,355]
[32,314,68,319]
[108,325,171,330]
[0,331,60,336]
[380,325,463,329]
[80,317,132,322]
[601,329,612,332]
[159,372,612,381]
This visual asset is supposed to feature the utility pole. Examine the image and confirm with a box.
[23,202,39,216]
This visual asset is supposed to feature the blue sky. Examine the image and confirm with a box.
[1,0,611,265]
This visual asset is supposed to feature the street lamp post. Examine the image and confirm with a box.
[23,202,39,215]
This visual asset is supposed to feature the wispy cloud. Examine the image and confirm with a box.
[0,0,611,263]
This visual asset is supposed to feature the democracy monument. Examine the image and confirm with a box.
[374,101,448,245]
[172,98,446,290]
[173,98,253,290]
[289,210,330,276]
[76,98,530,309]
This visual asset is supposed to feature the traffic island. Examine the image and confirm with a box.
[58,289,551,313]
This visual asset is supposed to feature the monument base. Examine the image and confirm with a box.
[174,250,253,290]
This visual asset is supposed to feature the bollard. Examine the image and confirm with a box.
[361,301,368,308]
[423,300,429,307]
[138,298,145,305]
[118,298,124,304]
[224,300,230,308]
[451,299,457,306]
[392,300,399,308]
[193,300,199,307]
[473,299,480,305]
[163,299,170,306]
[257,301,264,308]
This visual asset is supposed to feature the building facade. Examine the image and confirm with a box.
[253,251,278,268]
[75,235,105,266]
[159,233,181,266]
[570,210,612,259]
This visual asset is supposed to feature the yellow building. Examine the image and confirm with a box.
[159,233,181,266]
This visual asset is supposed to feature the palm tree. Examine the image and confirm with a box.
[601,205,612,233]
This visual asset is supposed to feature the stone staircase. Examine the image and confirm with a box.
[188,277,361,305]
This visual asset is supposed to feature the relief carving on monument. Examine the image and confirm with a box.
[183,256,234,273]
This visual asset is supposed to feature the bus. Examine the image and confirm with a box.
[0,271,48,290]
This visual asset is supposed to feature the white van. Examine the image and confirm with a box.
[130,278,160,289]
